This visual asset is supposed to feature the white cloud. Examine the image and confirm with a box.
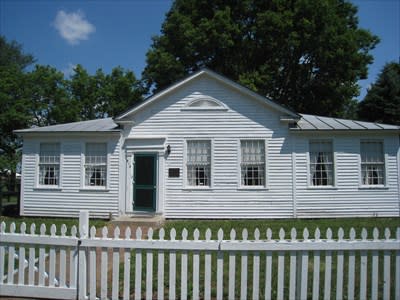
[54,10,95,45]
[62,63,77,78]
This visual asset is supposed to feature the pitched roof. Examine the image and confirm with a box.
[115,68,299,120]
[14,118,119,134]
[294,114,400,131]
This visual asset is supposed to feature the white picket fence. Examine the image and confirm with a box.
[0,211,399,300]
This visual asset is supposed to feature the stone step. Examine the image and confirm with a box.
[112,214,165,228]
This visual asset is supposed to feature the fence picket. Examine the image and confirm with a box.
[38,224,46,286]
[146,228,154,300]
[336,228,344,300]
[240,229,248,300]
[359,229,368,300]
[48,224,57,287]
[324,228,333,300]
[371,228,379,300]
[181,228,188,300]
[101,226,109,300]
[0,222,5,283]
[347,228,356,300]
[89,226,97,300]
[277,228,285,300]
[216,229,224,300]
[252,228,260,300]
[123,227,132,300]
[193,229,200,300]
[7,223,16,284]
[265,228,273,300]
[289,228,297,299]
[228,229,236,300]
[169,228,176,300]
[112,227,120,300]
[158,228,165,300]
[383,228,391,300]
[60,224,67,288]
[135,227,142,300]
[300,228,309,300]
[70,225,78,289]
[204,228,212,300]
[17,223,26,285]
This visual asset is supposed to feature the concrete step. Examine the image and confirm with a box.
[112,214,165,228]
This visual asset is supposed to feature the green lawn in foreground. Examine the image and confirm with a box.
[160,217,400,239]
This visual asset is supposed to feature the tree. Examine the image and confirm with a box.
[0,36,35,174]
[69,65,143,119]
[142,0,379,117]
[358,62,400,125]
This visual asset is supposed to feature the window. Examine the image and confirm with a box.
[39,143,60,186]
[85,143,107,187]
[240,140,265,186]
[309,140,334,186]
[187,140,211,186]
[361,141,385,185]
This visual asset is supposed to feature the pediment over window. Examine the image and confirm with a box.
[182,97,228,111]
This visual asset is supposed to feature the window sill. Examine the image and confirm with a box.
[183,186,213,191]
[307,186,337,190]
[34,186,62,191]
[359,185,389,190]
[80,187,110,192]
[238,186,268,191]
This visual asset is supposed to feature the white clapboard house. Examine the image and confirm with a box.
[15,69,400,219]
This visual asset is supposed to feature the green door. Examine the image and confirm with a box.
[133,154,157,211]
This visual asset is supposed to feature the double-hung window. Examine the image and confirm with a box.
[85,143,107,187]
[39,143,60,186]
[309,140,334,186]
[360,141,385,185]
[187,140,211,187]
[240,140,266,186]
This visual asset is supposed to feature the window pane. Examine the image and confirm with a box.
[361,141,384,185]
[187,140,211,186]
[309,141,333,186]
[85,143,107,186]
[39,143,60,185]
[241,140,265,186]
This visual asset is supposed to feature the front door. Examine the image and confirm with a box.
[133,154,157,211]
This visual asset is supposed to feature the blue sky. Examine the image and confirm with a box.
[0,0,398,101]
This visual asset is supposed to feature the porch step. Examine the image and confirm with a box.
[112,214,165,228]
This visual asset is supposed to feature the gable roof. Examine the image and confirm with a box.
[14,118,119,134]
[294,114,399,131]
[115,68,299,120]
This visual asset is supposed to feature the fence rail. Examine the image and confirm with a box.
[1,211,399,300]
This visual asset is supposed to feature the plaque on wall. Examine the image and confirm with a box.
[168,168,180,178]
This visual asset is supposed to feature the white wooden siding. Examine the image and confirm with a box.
[126,76,399,219]
[21,136,121,218]
[128,77,295,218]
[294,134,400,217]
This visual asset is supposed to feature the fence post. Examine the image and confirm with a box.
[78,210,89,300]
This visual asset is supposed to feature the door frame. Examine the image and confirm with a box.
[133,153,157,212]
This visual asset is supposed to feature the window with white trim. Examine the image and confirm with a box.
[186,140,211,186]
[309,140,334,186]
[240,140,265,186]
[360,141,385,185]
[85,143,107,187]
[39,143,60,186]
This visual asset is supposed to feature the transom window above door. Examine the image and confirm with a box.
[186,140,211,187]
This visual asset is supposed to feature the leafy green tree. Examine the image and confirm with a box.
[358,62,400,125]
[69,65,143,119]
[0,36,34,174]
[143,0,379,117]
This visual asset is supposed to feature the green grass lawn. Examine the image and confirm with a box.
[160,217,400,240]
